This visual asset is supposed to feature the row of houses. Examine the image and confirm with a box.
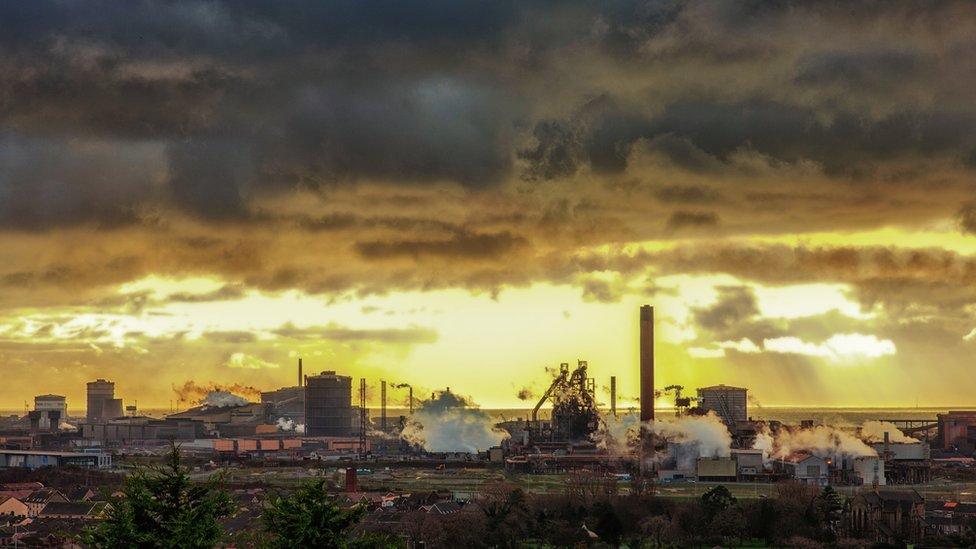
[0,482,106,520]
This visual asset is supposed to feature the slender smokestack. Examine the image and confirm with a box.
[409,386,414,415]
[640,305,654,422]
[610,376,617,418]
[298,358,303,387]
[381,380,387,431]
[358,378,367,459]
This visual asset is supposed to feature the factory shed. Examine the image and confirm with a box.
[731,449,764,478]
[696,457,736,482]
[773,452,828,485]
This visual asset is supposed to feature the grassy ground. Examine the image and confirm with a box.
[186,464,976,502]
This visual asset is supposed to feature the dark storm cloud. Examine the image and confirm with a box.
[693,286,760,332]
[2,0,976,230]
[355,231,527,260]
[168,284,247,303]
[957,203,976,234]
[667,211,719,229]
[654,185,721,204]
[691,285,785,344]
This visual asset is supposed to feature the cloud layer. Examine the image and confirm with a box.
[2,1,976,406]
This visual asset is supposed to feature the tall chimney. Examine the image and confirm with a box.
[381,380,387,431]
[639,305,654,423]
[298,358,303,387]
[610,376,617,418]
[409,386,414,415]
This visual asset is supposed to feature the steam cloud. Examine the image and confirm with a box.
[400,390,508,453]
[653,412,733,468]
[276,417,306,434]
[593,412,639,453]
[859,420,919,444]
[751,420,915,463]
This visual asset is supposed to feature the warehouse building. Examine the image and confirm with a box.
[0,449,111,469]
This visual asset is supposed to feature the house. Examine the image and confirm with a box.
[66,486,96,502]
[422,501,463,515]
[925,500,976,535]
[23,488,68,517]
[0,496,28,519]
[773,452,829,485]
[849,488,925,545]
[37,501,108,519]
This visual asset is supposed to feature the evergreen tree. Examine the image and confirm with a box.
[81,445,234,548]
[262,478,388,548]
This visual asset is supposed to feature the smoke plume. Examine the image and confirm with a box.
[173,381,261,404]
[859,420,919,443]
[276,417,305,434]
[753,423,877,463]
[653,412,732,467]
[517,387,534,401]
[593,411,639,453]
[400,390,508,453]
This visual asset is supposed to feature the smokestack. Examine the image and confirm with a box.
[409,386,414,415]
[640,305,654,422]
[345,467,358,492]
[358,378,367,459]
[610,376,617,418]
[298,358,303,387]
[381,380,387,432]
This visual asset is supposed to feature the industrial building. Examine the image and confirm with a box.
[773,452,829,485]
[0,449,111,469]
[872,434,931,484]
[80,417,206,442]
[937,410,976,451]
[33,395,66,431]
[168,402,272,437]
[86,379,117,421]
[696,457,736,482]
[261,385,305,422]
[261,358,307,422]
[304,371,353,437]
[697,384,748,425]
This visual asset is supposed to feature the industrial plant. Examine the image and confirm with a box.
[1,304,975,546]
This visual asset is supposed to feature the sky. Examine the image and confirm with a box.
[2,1,976,411]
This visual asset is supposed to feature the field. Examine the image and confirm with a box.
[187,463,976,502]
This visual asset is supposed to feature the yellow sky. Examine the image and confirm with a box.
[7,224,970,411]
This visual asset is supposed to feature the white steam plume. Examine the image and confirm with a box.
[753,423,877,463]
[401,390,508,453]
[593,412,639,453]
[276,418,306,434]
[652,412,732,468]
[859,420,919,443]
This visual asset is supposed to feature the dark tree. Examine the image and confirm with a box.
[701,485,737,520]
[592,500,623,544]
[81,445,234,548]
[262,479,386,548]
